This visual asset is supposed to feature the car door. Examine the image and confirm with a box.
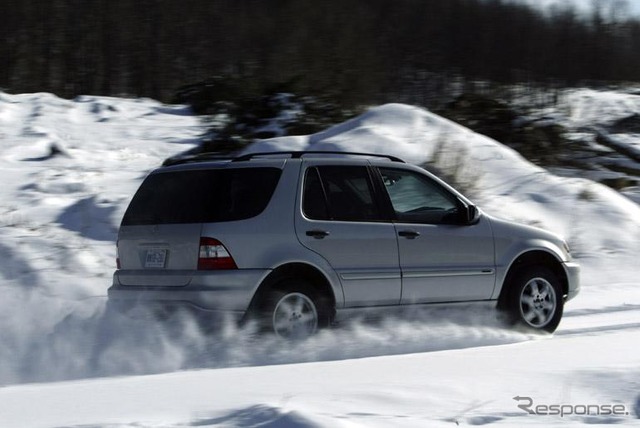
[376,166,496,304]
[295,162,401,307]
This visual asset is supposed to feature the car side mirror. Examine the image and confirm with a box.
[442,203,478,225]
[464,204,478,224]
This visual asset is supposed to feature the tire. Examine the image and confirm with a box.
[259,279,329,339]
[505,266,563,333]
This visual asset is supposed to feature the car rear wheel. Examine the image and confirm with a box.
[506,266,563,333]
[260,279,329,339]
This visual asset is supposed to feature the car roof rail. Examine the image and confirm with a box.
[231,151,406,163]
[162,151,237,167]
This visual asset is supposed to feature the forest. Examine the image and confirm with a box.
[2,0,640,108]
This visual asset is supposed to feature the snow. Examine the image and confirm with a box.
[0,90,639,427]
[522,87,640,204]
[563,89,640,128]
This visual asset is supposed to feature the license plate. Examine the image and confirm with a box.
[145,248,167,268]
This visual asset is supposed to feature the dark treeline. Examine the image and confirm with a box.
[2,0,640,106]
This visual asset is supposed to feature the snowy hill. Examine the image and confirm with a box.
[0,91,638,427]
[526,88,640,203]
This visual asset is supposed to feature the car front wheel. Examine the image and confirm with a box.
[506,266,563,333]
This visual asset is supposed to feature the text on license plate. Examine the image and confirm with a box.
[145,249,167,268]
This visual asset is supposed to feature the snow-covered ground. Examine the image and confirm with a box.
[0,91,638,427]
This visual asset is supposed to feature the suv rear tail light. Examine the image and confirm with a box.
[198,237,238,270]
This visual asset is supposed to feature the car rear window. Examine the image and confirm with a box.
[122,167,282,225]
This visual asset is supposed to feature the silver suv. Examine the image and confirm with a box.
[108,151,580,337]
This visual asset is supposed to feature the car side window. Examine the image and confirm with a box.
[303,166,382,222]
[379,167,460,224]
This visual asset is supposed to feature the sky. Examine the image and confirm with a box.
[514,0,640,18]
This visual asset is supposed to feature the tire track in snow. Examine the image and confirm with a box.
[558,305,640,336]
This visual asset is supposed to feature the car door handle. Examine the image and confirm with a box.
[398,230,420,239]
[306,230,330,239]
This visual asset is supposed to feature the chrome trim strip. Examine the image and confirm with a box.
[339,272,402,281]
[403,269,495,279]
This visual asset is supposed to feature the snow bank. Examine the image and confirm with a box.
[563,88,640,128]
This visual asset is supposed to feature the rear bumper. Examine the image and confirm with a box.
[108,268,270,313]
[563,261,580,302]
